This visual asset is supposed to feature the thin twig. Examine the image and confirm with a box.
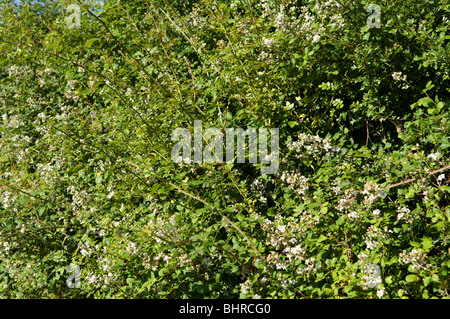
[336,164,450,208]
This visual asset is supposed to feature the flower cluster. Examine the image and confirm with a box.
[103,271,118,288]
[250,178,268,203]
[347,210,358,219]
[78,240,97,257]
[285,244,306,262]
[126,241,138,256]
[361,263,382,290]
[358,253,385,296]
[0,191,17,210]
[86,272,98,284]
[259,1,324,41]
[1,240,11,256]
[336,187,359,212]
[392,71,407,81]
[427,152,440,161]
[281,172,309,195]
[314,0,345,29]
[365,225,392,250]
[67,185,91,215]
[8,64,30,79]
[185,6,208,30]
[296,257,320,278]
[399,249,429,271]
[262,37,274,48]
[257,50,274,64]
[362,181,386,205]
[263,215,297,249]
[396,207,414,223]
[240,279,252,295]
[287,133,339,161]
[2,114,24,129]
[142,214,178,244]
[64,80,79,101]
[262,212,319,274]
[392,71,409,89]
[331,185,341,195]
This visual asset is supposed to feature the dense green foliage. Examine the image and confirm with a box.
[0,0,449,298]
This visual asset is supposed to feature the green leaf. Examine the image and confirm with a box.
[406,274,418,283]
[410,241,421,248]
[288,121,298,128]
[361,25,370,33]
[424,80,434,91]
[85,38,97,48]
[385,276,393,285]
[421,237,434,251]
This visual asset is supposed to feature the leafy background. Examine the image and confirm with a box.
[0,0,449,298]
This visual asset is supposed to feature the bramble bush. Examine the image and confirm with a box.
[0,0,449,298]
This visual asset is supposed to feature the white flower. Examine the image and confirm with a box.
[126,241,137,255]
[427,152,439,161]
[373,209,380,216]
[323,139,332,151]
[276,262,287,270]
[365,238,378,250]
[263,37,274,48]
[391,72,401,81]
[437,174,445,182]
[88,275,97,283]
[392,71,407,81]
[377,287,385,299]
[312,34,321,43]
[332,186,341,195]
[348,211,358,218]
[202,257,212,266]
